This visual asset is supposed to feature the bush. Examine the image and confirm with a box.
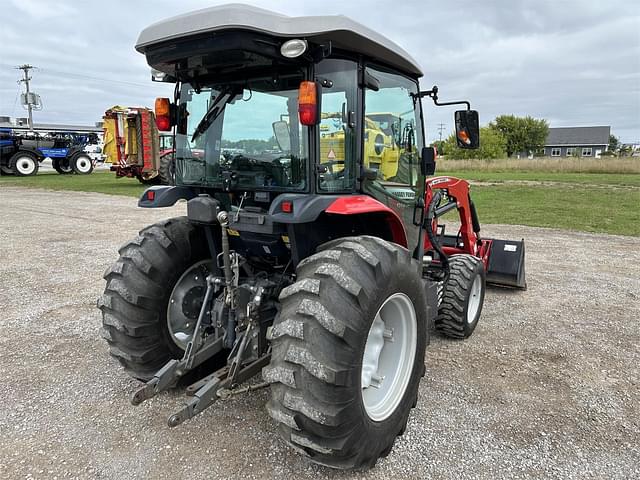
[442,126,507,160]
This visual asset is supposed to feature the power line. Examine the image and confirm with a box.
[38,67,152,88]
[10,82,21,116]
[437,123,446,142]
[0,62,152,88]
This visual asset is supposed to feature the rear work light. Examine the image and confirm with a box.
[155,97,172,131]
[298,81,320,126]
[280,39,307,58]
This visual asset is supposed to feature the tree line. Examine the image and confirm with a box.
[437,114,549,159]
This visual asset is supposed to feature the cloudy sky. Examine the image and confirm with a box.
[1,0,638,143]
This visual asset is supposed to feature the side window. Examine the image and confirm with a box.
[316,59,358,192]
[364,67,423,199]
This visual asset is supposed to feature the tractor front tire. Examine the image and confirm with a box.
[71,153,94,174]
[435,254,486,339]
[11,151,39,176]
[99,217,213,380]
[264,236,428,469]
[53,157,73,174]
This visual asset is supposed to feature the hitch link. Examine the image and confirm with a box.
[130,275,222,406]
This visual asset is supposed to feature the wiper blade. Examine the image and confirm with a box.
[191,87,237,142]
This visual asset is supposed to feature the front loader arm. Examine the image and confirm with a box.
[422,176,491,269]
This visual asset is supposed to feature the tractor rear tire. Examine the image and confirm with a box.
[435,254,486,339]
[11,151,39,176]
[98,217,218,380]
[53,157,73,174]
[264,236,428,469]
[158,152,175,185]
[71,153,94,174]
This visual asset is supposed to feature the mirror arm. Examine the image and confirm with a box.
[415,85,471,111]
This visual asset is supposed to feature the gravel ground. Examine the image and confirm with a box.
[0,187,638,480]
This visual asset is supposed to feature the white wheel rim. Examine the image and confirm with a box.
[361,293,417,422]
[15,156,36,175]
[75,156,92,173]
[467,275,482,324]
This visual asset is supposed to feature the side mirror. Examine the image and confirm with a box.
[421,146,436,176]
[272,121,291,152]
[455,110,480,149]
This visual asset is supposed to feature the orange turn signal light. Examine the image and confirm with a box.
[155,97,170,116]
[155,97,172,131]
[298,81,318,126]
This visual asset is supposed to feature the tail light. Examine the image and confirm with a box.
[155,97,172,131]
[298,81,319,126]
[281,200,293,213]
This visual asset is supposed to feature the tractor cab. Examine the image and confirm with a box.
[137,4,481,259]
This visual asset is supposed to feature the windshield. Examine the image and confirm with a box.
[175,76,308,192]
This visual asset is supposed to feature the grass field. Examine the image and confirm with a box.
[0,171,147,197]
[1,170,638,236]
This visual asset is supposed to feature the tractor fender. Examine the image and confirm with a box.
[138,186,198,208]
[11,146,45,165]
[324,195,408,247]
[7,147,44,169]
[66,146,87,158]
[270,194,407,246]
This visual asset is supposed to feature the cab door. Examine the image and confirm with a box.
[362,66,425,252]
[315,58,359,193]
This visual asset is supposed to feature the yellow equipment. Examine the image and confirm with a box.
[319,112,416,181]
[103,106,162,184]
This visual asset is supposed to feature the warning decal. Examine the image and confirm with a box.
[327,149,336,159]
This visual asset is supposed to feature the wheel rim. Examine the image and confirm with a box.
[361,293,417,422]
[15,156,36,175]
[466,275,482,324]
[75,156,92,173]
[166,260,215,349]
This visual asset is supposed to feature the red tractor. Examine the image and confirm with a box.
[99,4,525,470]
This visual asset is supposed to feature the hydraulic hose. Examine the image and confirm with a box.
[426,190,450,283]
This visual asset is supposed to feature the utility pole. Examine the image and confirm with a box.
[16,64,35,131]
[437,123,446,142]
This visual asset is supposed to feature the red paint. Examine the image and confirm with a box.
[326,195,408,246]
[423,176,491,270]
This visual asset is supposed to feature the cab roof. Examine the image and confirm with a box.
[135,4,423,77]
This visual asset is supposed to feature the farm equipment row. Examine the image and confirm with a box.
[0,128,95,176]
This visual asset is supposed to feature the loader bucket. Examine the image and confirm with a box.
[485,238,526,289]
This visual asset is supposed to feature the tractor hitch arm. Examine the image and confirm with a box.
[167,354,271,427]
[130,275,223,406]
